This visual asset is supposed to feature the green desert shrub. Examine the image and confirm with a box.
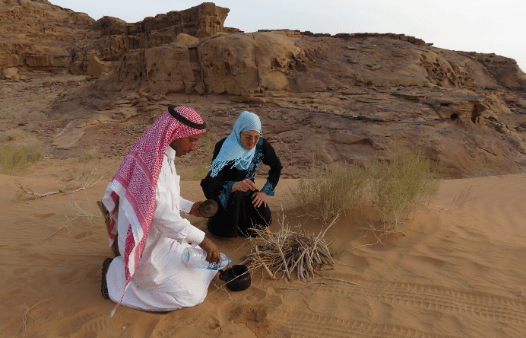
[289,162,368,224]
[289,147,440,232]
[369,147,440,232]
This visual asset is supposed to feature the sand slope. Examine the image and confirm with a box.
[1,167,526,338]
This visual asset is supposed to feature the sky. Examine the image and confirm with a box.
[51,0,526,72]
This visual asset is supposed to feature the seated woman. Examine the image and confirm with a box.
[201,111,282,237]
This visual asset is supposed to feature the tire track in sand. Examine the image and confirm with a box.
[269,311,460,338]
[317,281,526,327]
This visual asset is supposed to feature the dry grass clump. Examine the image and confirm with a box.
[369,147,440,232]
[0,129,26,142]
[0,141,47,171]
[240,214,335,281]
[289,147,440,233]
[0,107,47,125]
[28,111,48,121]
[0,130,47,172]
[27,122,42,131]
[79,148,102,162]
[289,162,367,224]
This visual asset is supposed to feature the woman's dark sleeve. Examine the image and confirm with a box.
[200,139,236,207]
[260,139,282,196]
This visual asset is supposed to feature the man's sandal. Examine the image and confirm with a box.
[101,258,113,300]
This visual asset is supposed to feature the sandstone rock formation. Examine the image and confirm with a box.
[0,1,233,74]
[2,1,526,178]
[91,28,526,178]
[0,0,95,73]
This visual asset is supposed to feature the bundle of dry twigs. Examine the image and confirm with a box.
[240,213,336,281]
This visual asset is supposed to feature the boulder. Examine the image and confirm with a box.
[3,67,19,80]
[175,33,200,45]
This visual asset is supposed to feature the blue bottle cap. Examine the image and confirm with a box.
[182,251,190,266]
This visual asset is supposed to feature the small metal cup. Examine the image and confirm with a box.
[198,199,219,218]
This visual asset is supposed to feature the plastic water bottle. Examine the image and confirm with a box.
[181,247,231,270]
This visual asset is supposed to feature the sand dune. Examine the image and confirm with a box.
[1,161,526,338]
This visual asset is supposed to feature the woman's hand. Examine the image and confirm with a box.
[252,191,267,208]
[232,179,258,192]
[190,201,202,217]
[199,236,220,264]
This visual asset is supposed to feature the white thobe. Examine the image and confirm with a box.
[106,146,217,312]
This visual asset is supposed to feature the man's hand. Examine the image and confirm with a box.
[190,201,202,217]
[199,236,220,264]
[232,179,258,192]
[252,191,268,208]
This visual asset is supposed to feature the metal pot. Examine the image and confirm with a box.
[219,265,251,291]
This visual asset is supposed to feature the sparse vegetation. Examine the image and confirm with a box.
[28,111,48,121]
[0,129,25,142]
[289,147,440,234]
[0,129,48,173]
[52,113,63,120]
[0,100,48,125]
[369,147,440,233]
[79,148,102,162]
[17,169,101,200]
[49,195,100,237]
[289,162,368,224]
[27,122,41,131]
[61,169,79,182]
[0,141,47,172]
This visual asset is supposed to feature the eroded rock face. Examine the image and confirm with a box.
[60,27,526,178]
[198,32,308,94]
[103,30,525,97]
[0,0,96,73]
[112,42,196,94]
[206,86,526,178]
[0,1,231,73]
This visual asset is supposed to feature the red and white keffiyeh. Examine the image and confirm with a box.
[101,106,205,315]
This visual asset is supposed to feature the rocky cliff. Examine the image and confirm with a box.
[0,1,233,76]
[2,1,526,178]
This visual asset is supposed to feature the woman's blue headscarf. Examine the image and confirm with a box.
[210,111,262,177]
